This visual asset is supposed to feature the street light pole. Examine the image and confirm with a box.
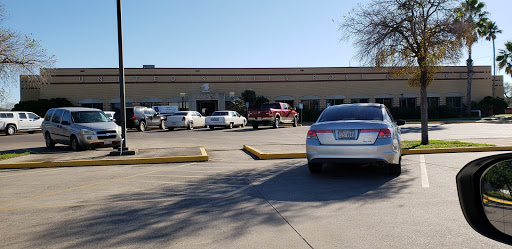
[117,0,128,151]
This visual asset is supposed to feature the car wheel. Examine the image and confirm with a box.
[293,117,298,127]
[308,162,322,173]
[5,125,16,135]
[187,121,194,130]
[45,132,55,148]
[138,120,146,132]
[160,120,166,130]
[252,123,259,129]
[228,123,233,129]
[241,120,246,128]
[273,117,280,129]
[70,136,82,151]
[209,126,215,130]
[389,157,402,176]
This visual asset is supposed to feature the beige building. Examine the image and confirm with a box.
[20,66,504,115]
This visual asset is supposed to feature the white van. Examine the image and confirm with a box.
[42,107,122,151]
[0,111,43,135]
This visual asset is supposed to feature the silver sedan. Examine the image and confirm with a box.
[306,103,405,175]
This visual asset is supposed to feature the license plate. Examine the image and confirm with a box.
[104,140,113,145]
[337,130,356,139]
[171,122,177,125]
[257,117,262,121]
[211,118,219,121]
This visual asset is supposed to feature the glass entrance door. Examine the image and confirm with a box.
[197,100,218,116]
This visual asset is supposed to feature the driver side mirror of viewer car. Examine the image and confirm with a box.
[456,153,512,245]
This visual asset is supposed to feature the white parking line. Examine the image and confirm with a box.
[420,155,429,188]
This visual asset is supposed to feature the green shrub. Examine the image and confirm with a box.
[12,98,74,117]
[478,96,508,117]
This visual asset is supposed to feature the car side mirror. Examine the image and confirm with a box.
[61,120,70,126]
[396,120,406,126]
[456,153,512,245]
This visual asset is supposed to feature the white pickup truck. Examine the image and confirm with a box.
[0,111,43,135]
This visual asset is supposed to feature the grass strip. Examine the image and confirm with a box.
[402,140,496,150]
[0,152,30,161]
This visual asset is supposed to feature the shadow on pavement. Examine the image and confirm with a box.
[0,146,74,155]
[27,161,412,247]
[400,124,446,134]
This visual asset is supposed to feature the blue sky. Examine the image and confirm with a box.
[3,0,511,106]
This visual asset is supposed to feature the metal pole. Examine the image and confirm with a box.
[117,0,128,150]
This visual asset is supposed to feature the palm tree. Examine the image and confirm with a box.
[497,41,512,77]
[455,0,488,116]
[479,20,502,96]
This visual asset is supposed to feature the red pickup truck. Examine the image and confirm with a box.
[248,102,299,129]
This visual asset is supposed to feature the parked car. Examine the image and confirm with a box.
[42,107,122,151]
[165,111,206,130]
[206,111,247,129]
[306,103,405,174]
[248,102,299,129]
[0,111,43,135]
[114,106,166,131]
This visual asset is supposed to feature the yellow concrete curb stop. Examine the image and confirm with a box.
[0,147,209,169]
[244,145,512,160]
[243,145,306,160]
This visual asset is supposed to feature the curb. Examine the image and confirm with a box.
[406,120,512,124]
[243,145,512,160]
[401,146,512,154]
[0,147,209,169]
[243,145,306,159]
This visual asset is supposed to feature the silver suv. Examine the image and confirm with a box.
[42,107,122,151]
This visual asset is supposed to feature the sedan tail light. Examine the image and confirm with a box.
[307,130,332,139]
[182,116,186,121]
[131,114,136,121]
[377,128,392,139]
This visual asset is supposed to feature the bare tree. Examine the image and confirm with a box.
[0,3,55,104]
[338,0,463,145]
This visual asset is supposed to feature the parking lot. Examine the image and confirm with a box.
[1,122,512,248]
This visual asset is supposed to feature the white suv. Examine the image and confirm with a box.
[0,111,43,135]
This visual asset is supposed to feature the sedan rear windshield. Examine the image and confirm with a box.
[172,112,188,116]
[260,103,281,109]
[71,111,111,123]
[318,106,383,122]
[212,112,229,116]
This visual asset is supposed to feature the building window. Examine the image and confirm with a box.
[351,98,369,103]
[428,97,440,108]
[446,97,462,109]
[139,102,161,108]
[326,99,344,107]
[82,103,103,110]
[300,100,319,110]
[400,98,416,108]
[375,98,393,108]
